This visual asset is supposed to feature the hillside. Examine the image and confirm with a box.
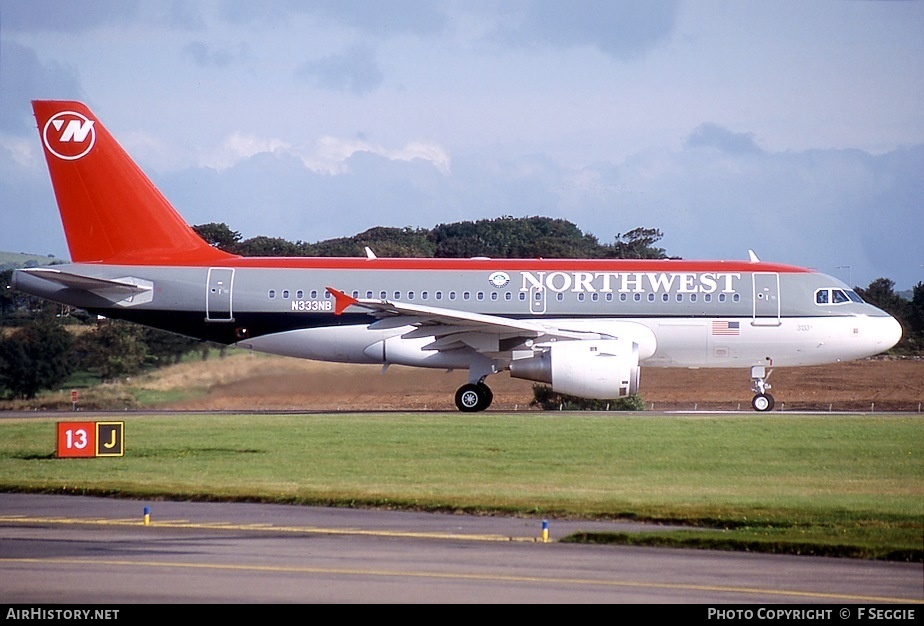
[0,251,64,272]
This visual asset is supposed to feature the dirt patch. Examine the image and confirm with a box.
[155,353,924,412]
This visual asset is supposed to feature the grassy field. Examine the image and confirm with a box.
[0,411,921,561]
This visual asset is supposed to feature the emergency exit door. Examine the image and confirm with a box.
[752,272,780,326]
[206,268,234,322]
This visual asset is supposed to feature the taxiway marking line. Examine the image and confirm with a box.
[0,515,538,542]
[1,556,919,604]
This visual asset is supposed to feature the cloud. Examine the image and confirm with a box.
[300,0,448,37]
[0,41,83,134]
[487,0,679,58]
[183,41,249,68]
[295,45,383,95]
[198,130,450,177]
[0,0,206,32]
[685,123,764,155]
[310,136,451,175]
[0,0,138,32]
[217,0,447,36]
[198,133,292,171]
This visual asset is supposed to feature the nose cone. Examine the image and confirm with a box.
[873,314,903,353]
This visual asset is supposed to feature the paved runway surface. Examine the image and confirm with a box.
[0,494,921,604]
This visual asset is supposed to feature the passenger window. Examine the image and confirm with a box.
[268,290,276,299]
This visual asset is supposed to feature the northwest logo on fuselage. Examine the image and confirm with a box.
[42,111,96,161]
[518,271,741,294]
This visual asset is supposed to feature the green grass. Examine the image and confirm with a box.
[0,412,921,561]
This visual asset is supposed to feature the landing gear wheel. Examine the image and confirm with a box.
[752,393,775,412]
[455,383,492,412]
[476,382,493,409]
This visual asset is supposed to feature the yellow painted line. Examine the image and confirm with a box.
[0,515,539,543]
[1,556,919,604]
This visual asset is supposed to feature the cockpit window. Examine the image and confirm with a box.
[815,288,863,305]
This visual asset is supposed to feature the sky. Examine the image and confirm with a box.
[1,0,922,290]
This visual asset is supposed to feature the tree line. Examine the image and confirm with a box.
[1,217,921,400]
[191,217,670,260]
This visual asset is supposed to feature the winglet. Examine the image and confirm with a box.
[748,249,761,263]
[326,287,360,315]
[364,246,377,260]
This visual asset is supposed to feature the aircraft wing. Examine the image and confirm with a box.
[326,287,606,348]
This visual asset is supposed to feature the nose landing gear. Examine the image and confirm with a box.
[750,365,775,411]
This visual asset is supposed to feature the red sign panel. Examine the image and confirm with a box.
[56,421,96,458]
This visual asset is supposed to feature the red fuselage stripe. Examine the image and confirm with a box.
[94,256,812,274]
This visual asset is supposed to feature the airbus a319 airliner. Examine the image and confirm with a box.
[13,101,902,412]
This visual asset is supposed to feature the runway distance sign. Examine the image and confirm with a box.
[56,421,124,458]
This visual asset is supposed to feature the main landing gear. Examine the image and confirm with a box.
[455,382,494,412]
[750,365,775,412]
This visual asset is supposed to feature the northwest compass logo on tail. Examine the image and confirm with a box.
[42,111,96,160]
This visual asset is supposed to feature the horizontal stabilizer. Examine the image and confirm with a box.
[19,268,152,295]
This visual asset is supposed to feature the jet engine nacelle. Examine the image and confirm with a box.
[509,339,640,399]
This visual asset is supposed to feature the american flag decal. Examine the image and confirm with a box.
[712,320,740,336]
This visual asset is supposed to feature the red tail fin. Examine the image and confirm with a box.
[32,100,235,264]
